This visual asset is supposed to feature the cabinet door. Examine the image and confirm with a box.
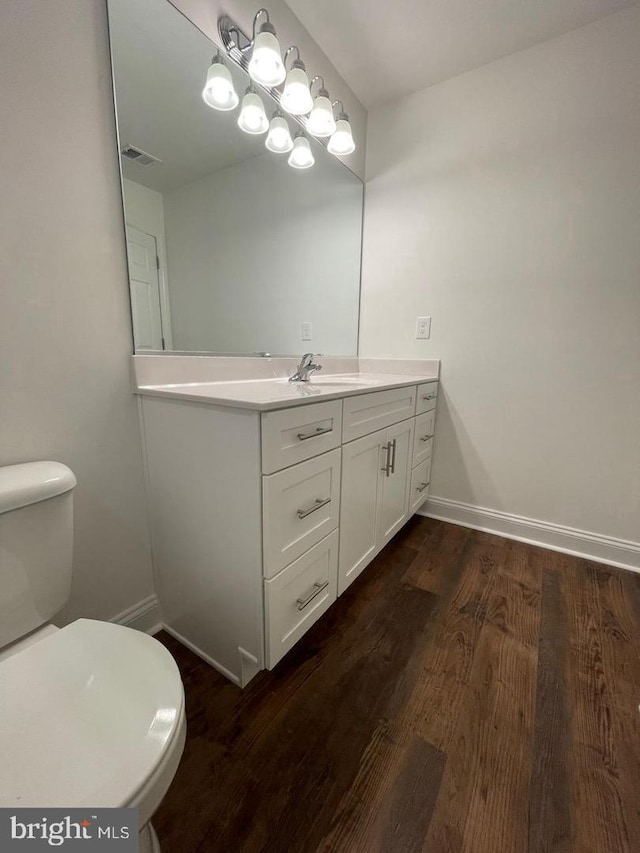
[379,418,415,547]
[338,429,385,594]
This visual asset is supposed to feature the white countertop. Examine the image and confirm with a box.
[136,372,439,411]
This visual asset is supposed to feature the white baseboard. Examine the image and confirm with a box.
[160,624,241,686]
[419,496,640,574]
[112,594,162,635]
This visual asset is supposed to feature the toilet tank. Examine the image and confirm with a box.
[0,462,77,650]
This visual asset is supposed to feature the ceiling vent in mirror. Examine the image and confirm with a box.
[120,145,161,167]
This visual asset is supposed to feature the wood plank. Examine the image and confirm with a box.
[318,530,504,853]
[565,558,633,853]
[403,517,473,595]
[381,734,445,853]
[413,532,508,752]
[587,562,640,851]
[528,554,572,853]
[424,539,542,853]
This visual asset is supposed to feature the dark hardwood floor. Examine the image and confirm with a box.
[154,517,640,853]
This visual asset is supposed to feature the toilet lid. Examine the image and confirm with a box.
[0,619,184,808]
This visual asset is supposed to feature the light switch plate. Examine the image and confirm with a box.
[301,321,313,341]
[415,316,431,339]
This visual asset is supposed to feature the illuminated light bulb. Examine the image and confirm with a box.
[307,89,336,137]
[265,115,294,153]
[248,24,286,87]
[281,61,313,115]
[288,134,314,169]
[202,57,239,111]
[237,90,269,134]
[327,116,355,156]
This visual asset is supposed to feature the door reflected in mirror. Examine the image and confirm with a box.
[108,0,363,355]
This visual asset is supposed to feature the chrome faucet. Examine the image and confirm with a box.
[289,352,323,382]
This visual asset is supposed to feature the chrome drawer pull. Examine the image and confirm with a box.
[297,497,331,519]
[381,441,392,477]
[297,580,329,610]
[416,482,429,493]
[390,438,397,474]
[419,434,434,442]
[422,393,437,401]
[297,426,332,442]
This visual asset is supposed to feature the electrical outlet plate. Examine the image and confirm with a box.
[301,321,313,341]
[415,316,431,339]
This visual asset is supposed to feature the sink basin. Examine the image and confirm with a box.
[277,375,382,388]
[310,376,375,385]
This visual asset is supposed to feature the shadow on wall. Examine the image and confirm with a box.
[430,387,503,511]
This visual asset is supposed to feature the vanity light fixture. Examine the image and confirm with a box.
[237,87,269,134]
[307,76,337,138]
[202,52,239,111]
[217,10,355,155]
[288,132,314,169]
[265,112,294,153]
[280,46,314,116]
[247,9,286,87]
[327,100,356,156]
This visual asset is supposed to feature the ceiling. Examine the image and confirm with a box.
[283,0,640,107]
[108,0,264,192]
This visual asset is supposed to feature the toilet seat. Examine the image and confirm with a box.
[0,619,185,810]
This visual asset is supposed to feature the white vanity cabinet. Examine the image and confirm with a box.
[140,379,438,686]
[339,418,415,594]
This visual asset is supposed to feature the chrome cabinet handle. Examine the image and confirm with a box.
[297,497,331,519]
[416,482,429,493]
[381,442,392,477]
[422,393,437,401]
[419,434,434,442]
[390,438,397,474]
[297,580,329,610]
[297,426,332,441]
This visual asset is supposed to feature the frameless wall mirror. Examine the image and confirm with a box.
[107,0,363,355]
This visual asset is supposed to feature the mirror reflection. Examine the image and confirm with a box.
[108,0,363,355]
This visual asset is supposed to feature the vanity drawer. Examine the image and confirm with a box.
[416,381,439,414]
[262,448,341,578]
[264,529,338,669]
[342,386,417,443]
[413,411,436,465]
[409,457,432,514]
[262,400,343,474]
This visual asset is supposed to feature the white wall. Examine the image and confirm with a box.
[0,0,155,622]
[162,153,362,354]
[360,7,640,544]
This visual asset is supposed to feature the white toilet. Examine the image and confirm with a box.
[0,461,186,853]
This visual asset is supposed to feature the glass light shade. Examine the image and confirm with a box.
[280,66,313,115]
[306,94,337,137]
[265,116,293,153]
[248,29,286,87]
[288,135,314,169]
[237,91,269,134]
[202,61,239,111]
[327,117,355,155]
